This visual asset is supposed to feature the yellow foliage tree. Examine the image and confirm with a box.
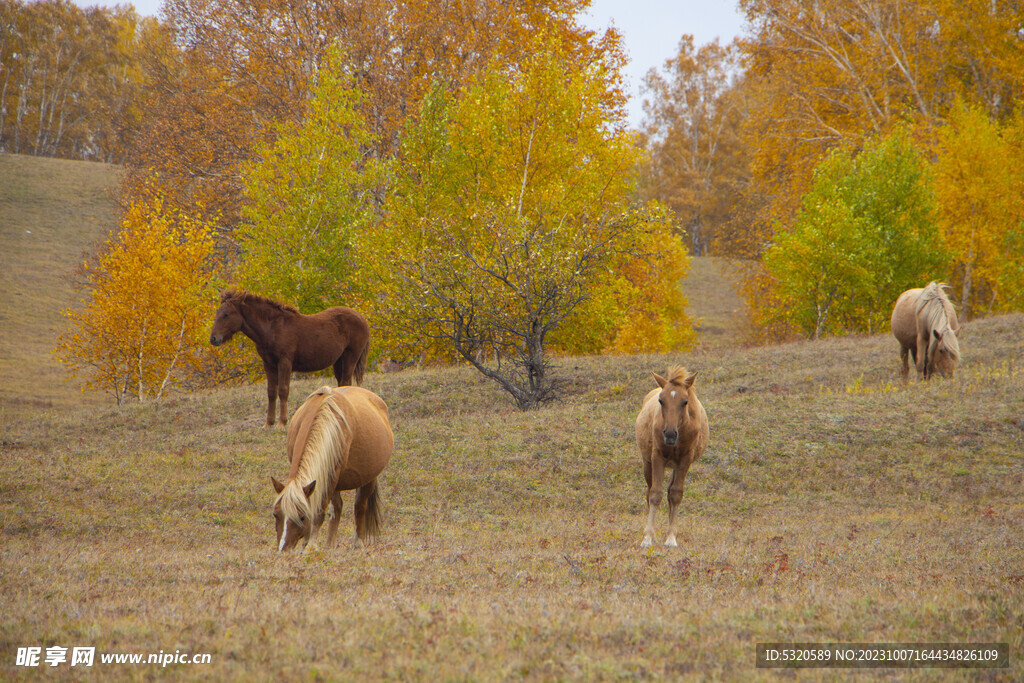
[56,185,222,404]
[934,104,1024,318]
[376,32,693,408]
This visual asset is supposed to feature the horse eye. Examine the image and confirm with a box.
[658,398,664,406]
[299,515,307,523]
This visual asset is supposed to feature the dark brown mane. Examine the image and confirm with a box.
[221,289,299,315]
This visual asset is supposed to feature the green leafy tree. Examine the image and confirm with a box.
[236,49,386,314]
[376,33,693,409]
[56,182,221,404]
[761,130,949,338]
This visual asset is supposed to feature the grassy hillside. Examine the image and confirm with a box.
[1,156,1021,678]
[0,154,121,421]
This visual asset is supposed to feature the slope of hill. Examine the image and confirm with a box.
[0,153,121,421]
[1,155,1020,678]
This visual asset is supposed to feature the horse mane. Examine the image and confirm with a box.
[276,387,350,530]
[221,288,299,315]
[664,365,691,387]
[916,282,961,360]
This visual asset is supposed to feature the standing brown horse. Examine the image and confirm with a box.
[210,290,370,426]
[635,366,709,548]
[891,282,961,381]
[272,385,393,551]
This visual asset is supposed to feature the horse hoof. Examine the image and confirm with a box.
[665,536,678,547]
[640,536,653,548]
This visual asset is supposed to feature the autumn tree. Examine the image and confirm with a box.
[236,48,386,314]
[639,35,750,256]
[933,103,1024,318]
[376,34,693,409]
[0,0,144,161]
[127,0,607,229]
[56,183,221,404]
[760,130,948,338]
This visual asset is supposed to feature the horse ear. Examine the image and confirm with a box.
[683,371,698,389]
[271,476,285,494]
[933,329,942,340]
[653,372,668,388]
[302,480,316,499]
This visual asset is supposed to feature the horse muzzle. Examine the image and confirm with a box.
[209,334,223,346]
[662,429,678,446]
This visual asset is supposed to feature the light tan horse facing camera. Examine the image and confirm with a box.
[271,385,393,552]
[635,366,709,548]
[891,282,961,381]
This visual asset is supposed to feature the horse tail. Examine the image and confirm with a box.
[356,479,382,542]
[354,338,368,386]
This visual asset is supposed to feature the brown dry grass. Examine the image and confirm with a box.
[1,156,1022,680]
[0,153,120,421]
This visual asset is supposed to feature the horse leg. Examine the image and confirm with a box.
[642,457,664,548]
[664,466,688,547]
[277,360,292,426]
[263,361,278,427]
[333,353,353,387]
[899,344,910,382]
[915,333,929,380]
[325,491,343,548]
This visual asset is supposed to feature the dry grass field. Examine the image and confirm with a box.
[1,156,1022,680]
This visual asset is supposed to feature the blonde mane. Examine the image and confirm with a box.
[664,365,691,387]
[276,388,350,530]
[916,282,961,361]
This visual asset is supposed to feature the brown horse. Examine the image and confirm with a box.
[271,385,394,551]
[635,366,709,548]
[891,281,961,381]
[209,290,370,426]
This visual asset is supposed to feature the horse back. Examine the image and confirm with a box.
[289,307,370,371]
[329,387,393,488]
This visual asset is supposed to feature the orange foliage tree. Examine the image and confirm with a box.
[639,35,751,256]
[56,184,222,404]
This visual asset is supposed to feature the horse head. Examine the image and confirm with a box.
[271,477,316,552]
[653,368,698,447]
[209,294,243,346]
[927,328,959,379]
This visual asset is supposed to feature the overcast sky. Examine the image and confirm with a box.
[74,0,747,129]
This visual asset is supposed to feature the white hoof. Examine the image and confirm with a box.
[640,536,653,548]
[664,536,678,547]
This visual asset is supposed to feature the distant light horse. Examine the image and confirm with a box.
[635,366,709,548]
[891,281,961,381]
[272,386,394,551]
[209,290,370,426]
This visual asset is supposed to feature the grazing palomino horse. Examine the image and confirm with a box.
[210,290,370,426]
[635,366,709,548]
[271,386,394,551]
[891,281,961,381]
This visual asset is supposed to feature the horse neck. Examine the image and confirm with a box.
[237,298,289,347]
[292,398,351,516]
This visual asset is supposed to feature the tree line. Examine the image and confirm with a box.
[640,0,1024,338]
[49,0,1024,406]
[0,0,160,161]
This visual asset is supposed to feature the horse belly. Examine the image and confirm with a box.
[292,344,344,373]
